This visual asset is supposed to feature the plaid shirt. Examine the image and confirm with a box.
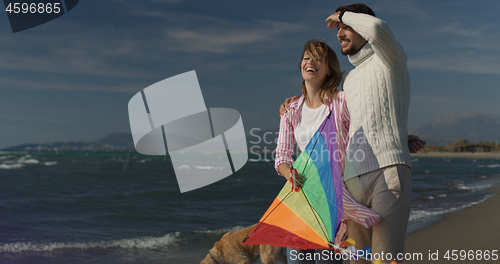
[275,91,380,244]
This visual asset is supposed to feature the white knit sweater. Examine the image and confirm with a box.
[341,11,411,181]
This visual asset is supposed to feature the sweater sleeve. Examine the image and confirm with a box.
[274,111,295,175]
[342,11,406,69]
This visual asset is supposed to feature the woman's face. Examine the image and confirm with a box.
[301,50,329,84]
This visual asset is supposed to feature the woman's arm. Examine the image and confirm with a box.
[278,163,291,181]
[274,111,295,177]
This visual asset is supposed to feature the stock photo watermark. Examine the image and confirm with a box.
[3,0,79,33]
[248,128,376,163]
[128,71,248,193]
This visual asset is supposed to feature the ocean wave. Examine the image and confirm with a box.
[0,155,57,169]
[17,156,39,164]
[0,163,24,170]
[177,165,224,170]
[409,194,493,222]
[477,163,500,168]
[178,165,191,170]
[419,193,447,200]
[454,182,493,191]
[194,226,245,234]
[195,166,223,170]
[0,233,180,253]
[0,155,13,160]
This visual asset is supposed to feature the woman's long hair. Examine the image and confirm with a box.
[300,39,343,103]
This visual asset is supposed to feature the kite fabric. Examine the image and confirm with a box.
[243,111,344,249]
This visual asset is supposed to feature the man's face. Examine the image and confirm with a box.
[337,22,368,56]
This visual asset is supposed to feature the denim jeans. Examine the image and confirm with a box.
[287,248,343,264]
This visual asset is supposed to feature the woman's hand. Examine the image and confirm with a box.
[278,163,305,186]
[279,95,300,116]
[288,168,305,192]
[289,169,305,184]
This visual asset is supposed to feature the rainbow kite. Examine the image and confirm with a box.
[243,111,343,249]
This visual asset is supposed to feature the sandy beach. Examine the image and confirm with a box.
[404,186,500,263]
[411,152,500,158]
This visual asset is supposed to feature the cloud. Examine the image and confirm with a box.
[105,0,182,4]
[369,0,431,20]
[409,55,500,75]
[0,113,85,125]
[436,22,481,38]
[163,20,306,54]
[164,28,267,53]
[0,75,144,93]
[402,10,500,75]
[151,0,183,4]
[406,26,500,74]
[0,26,158,79]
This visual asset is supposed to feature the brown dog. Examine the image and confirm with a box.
[200,224,287,264]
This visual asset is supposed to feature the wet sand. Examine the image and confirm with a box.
[404,186,500,263]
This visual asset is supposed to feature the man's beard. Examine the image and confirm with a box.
[341,46,359,56]
[341,42,367,56]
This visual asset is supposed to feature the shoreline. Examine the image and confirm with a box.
[411,152,500,158]
[404,186,500,263]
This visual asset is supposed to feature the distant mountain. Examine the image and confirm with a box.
[247,112,500,148]
[4,129,282,152]
[414,112,500,145]
[3,133,134,151]
[95,133,135,148]
[5,112,499,151]
[407,129,458,146]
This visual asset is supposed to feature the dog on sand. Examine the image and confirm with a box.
[200,224,287,264]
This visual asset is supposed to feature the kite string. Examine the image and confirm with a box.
[300,185,332,246]
[294,109,346,215]
[293,111,336,244]
[296,111,332,179]
[244,113,332,242]
[246,111,346,246]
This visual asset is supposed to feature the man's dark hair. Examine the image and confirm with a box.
[335,3,376,17]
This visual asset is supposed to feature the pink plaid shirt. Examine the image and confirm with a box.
[274,91,380,244]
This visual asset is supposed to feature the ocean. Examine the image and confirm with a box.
[0,151,499,264]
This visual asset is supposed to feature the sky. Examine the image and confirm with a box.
[1,0,500,149]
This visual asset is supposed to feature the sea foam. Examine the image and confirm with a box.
[0,233,180,253]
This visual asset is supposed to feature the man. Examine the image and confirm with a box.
[281,3,423,263]
[329,4,412,263]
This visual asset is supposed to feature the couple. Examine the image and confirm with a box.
[275,3,425,264]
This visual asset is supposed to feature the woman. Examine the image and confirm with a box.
[275,39,348,264]
[275,40,425,264]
